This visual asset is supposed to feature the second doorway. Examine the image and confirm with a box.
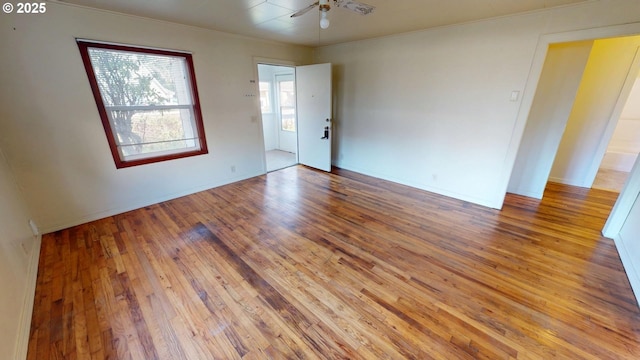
[258,64,298,172]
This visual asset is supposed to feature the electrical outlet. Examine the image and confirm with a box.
[231,165,236,173]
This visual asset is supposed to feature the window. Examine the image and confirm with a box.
[77,40,208,168]
[277,78,296,132]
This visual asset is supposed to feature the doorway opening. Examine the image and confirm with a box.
[508,35,640,200]
[592,73,640,192]
[507,33,640,307]
[257,64,298,172]
[544,36,640,195]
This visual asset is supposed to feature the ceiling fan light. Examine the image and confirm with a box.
[320,11,330,29]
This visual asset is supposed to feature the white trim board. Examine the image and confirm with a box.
[613,228,640,308]
[604,152,640,238]
[14,235,42,360]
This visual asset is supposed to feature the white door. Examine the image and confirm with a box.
[296,63,332,172]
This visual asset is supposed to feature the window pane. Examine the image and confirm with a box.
[87,48,193,107]
[281,107,296,132]
[106,109,199,158]
[279,80,295,107]
[279,80,296,132]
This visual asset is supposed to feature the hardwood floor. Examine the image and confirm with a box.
[28,166,640,359]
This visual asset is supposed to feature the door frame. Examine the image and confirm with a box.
[253,57,298,174]
[604,155,640,237]
[501,23,640,207]
[610,178,640,305]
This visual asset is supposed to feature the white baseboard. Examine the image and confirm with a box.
[13,235,42,360]
[38,171,260,234]
[333,161,501,209]
[547,176,566,184]
[548,176,588,188]
[505,185,543,199]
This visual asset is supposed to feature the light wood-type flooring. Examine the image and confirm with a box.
[592,167,630,193]
[28,166,640,359]
[265,150,297,173]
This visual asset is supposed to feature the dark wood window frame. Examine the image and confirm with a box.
[77,40,208,168]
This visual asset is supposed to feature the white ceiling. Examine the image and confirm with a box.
[56,0,591,47]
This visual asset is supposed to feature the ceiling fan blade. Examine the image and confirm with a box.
[334,0,375,15]
[290,2,319,18]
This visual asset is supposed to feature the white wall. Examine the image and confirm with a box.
[315,0,640,209]
[602,74,640,172]
[549,36,640,186]
[614,176,640,305]
[0,3,313,233]
[509,41,593,197]
[0,148,39,360]
[262,113,279,151]
[258,64,278,151]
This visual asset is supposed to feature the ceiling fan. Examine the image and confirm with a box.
[290,0,375,29]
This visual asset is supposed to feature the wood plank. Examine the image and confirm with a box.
[28,165,640,359]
